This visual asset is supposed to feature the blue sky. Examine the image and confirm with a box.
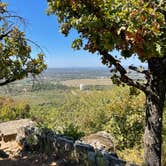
[4,0,144,68]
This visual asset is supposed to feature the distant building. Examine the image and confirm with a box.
[80,84,85,91]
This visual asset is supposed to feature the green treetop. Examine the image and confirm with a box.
[0,2,46,86]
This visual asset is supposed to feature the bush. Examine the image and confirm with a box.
[62,123,85,140]
[117,146,143,165]
[104,89,145,150]
[30,86,146,146]
[0,97,30,122]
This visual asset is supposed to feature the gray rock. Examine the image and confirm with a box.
[74,142,95,152]
[82,131,115,152]
[16,125,137,166]
[0,119,35,142]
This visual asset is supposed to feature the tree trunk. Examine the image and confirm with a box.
[144,57,166,166]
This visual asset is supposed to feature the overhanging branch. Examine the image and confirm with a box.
[0,78,16,86]
[100,50,147,92]
[129,65,149,76]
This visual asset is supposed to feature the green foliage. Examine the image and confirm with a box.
[0,97,30,122]
[47,0,166,60]
[117,146,143,165]
[162,143,166,166]
[26,134,39,147]
[32,82,69,91]
[104,89,145,149]
[129,87,141,96]
[0,2,46,86]
[62,123,85,140]
[162,107,166,143]
[1,80,166,164]
[29,86,145,147]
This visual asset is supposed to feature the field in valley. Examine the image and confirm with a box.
[61,78,112,87]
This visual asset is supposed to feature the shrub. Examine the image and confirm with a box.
[62,123,85,140]
[0,97,30,122]
[104,89,145,150]
[117,146,143,165]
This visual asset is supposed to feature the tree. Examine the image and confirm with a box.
[0,2,46,86]
[46,0,166,165]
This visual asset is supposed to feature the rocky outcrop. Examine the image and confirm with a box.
[0,119,35,142]
[82,131,115,152]
[16,125,136,166]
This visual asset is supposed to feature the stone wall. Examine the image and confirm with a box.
[16,125,136,166]
[0,119,35,142]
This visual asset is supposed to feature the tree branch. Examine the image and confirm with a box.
[0,30,12,40]
[0,78,16,86]
[129,65,149,75]
[100,50,147,92]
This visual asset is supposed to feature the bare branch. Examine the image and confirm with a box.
[26,38,44,54]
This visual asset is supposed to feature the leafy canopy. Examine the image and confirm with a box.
[47,0,165,60]
[0,2,46,86]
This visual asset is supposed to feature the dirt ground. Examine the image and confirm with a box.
[0,141,66,166]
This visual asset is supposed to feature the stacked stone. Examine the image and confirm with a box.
[16,126,136,166]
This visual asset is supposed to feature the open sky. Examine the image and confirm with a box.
[3,0,144,68]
